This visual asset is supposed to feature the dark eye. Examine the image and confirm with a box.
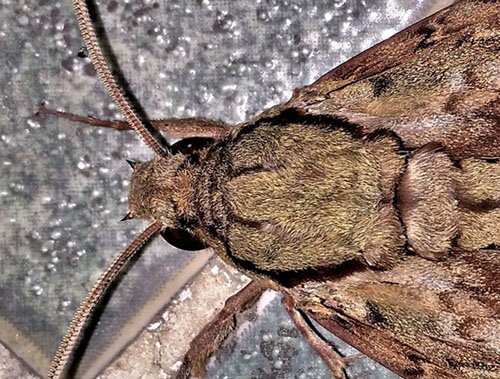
[160,228,207,251]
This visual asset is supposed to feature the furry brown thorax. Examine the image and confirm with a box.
[127,119,500,274]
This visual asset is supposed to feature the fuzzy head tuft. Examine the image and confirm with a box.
[128,154,186,226]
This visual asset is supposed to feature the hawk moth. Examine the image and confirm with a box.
[45,0,500,378]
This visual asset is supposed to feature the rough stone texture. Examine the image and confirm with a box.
[0,344,38,379]
[99,256,249,379]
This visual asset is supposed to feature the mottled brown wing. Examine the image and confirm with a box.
[291,250,500,378]
[282,0,500,160]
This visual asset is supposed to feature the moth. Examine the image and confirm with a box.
[43,0,500,378]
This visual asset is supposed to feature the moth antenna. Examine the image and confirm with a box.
[72,0,169,157]
[47,222,163,379]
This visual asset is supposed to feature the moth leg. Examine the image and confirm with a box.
[344,353,365,364]
[175,280,265,379]
[36,106,231,140]
[283,296,348,379]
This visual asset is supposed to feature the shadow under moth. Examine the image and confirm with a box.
[43,0,499,378]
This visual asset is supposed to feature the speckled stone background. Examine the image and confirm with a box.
[0,0,453,378]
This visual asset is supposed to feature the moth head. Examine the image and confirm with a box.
[125,137,214,250]
[126,154,184,227]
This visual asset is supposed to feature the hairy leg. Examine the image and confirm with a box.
[36,106,231,140]
[283,295,349,379]
[175,281,265,379]
[175,281,364,378]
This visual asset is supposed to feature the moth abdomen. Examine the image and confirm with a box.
[400,144,500,257]
[398,145,459,260]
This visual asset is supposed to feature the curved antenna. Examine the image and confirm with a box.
[47,222,163,379]
[72,0,169,157]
